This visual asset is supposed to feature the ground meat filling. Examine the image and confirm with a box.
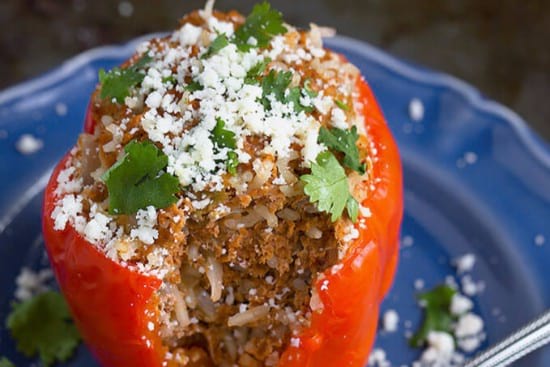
[51,5,375,367]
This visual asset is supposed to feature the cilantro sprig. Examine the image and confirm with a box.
[301,151,358,222]
[211,118,239,174]
[260,70,315,113]
[318,126,366,174]
[245,58,271,84]
[202,34,230,59]
[98,55,152,103]
[102,140,179,215]
[200,1,287,59]
[410,285,457,348]
[0,357,15,367]
[6,291,81,367]
[234,1,287,51]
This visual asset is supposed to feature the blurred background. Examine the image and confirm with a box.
[0,0,548,139]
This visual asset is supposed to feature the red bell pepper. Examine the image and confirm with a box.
[42,75,403,367]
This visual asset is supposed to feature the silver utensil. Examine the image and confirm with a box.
[464,309,550,367]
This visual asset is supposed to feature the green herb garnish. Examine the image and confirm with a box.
[6,291,81,367]
[211,118,237,149]
[98,55,152,103]
[211,118,239,174]
[162,75,177,85]
[301,151,358,222]
[245,58,271,84]
[202,34,230,59]
[303,79,318,97]
[102,140,179,215]
[0,357,15,367]
[227,151,239,175]
[260,69,292,109]
[234,1,287,51]
[185,80,203,92]
[335,99,350,111]
[318,126,366,174]
[260,70,314,113]
[410,285,457,348]
[285,87,315,114]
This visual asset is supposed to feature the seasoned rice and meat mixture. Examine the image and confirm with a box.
[44,2,403,366]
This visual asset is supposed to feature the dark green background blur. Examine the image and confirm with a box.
[0,0,548,139]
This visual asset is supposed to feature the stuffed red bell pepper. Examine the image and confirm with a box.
[43,3,403,367]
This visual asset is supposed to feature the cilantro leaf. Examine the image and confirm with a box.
[162,75,177,85]
[335,99,350,111]
[245,58,271,84]
[301,151,357,222]
[303,79,318,97]
[227,151,239,175]
[260,70,316,113]
[98,55,152,103]
[6,291,81,367]
[185,80,203,92]
[234,1,287,51]
[102,140,179,215]
[0,357,15,367]
[346,197,359,222]
[409,285,457,348]
[285,87,314,114]
[211,119,239,174]
[202,34,230,59]
[260,69,292,109]
[211,118,237,149]
[318,126,366,174]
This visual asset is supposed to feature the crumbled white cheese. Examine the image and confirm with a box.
[330,107,349,129]
[16,134,43,155]
[14,267,54,301]
[534,234,545,246]
[342,225,359,243]
[368,348,390,367]
[382,309,399,333]
[418,331,455,366]
[130,206,159,245]
[453,253,476,274]
[455,313,484,339]
[409,98,424,122]
[55,102,68,116]
[450,293,474,316]
[84,205,113,244]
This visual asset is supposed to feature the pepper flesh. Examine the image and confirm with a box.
[42,156,166,366]
[277,76,403,367]
[42,75,402,367]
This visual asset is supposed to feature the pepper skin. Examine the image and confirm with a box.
[277,76,403,367]
[43,156,166,366]
[42,75,402,367]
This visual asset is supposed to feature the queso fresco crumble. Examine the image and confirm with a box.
[50,2,381,365]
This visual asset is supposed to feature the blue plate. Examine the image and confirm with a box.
[0,35,549,366]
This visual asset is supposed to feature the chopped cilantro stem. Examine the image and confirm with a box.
[335,99,350,111]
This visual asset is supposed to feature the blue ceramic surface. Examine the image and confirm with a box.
[0,35,549,366]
